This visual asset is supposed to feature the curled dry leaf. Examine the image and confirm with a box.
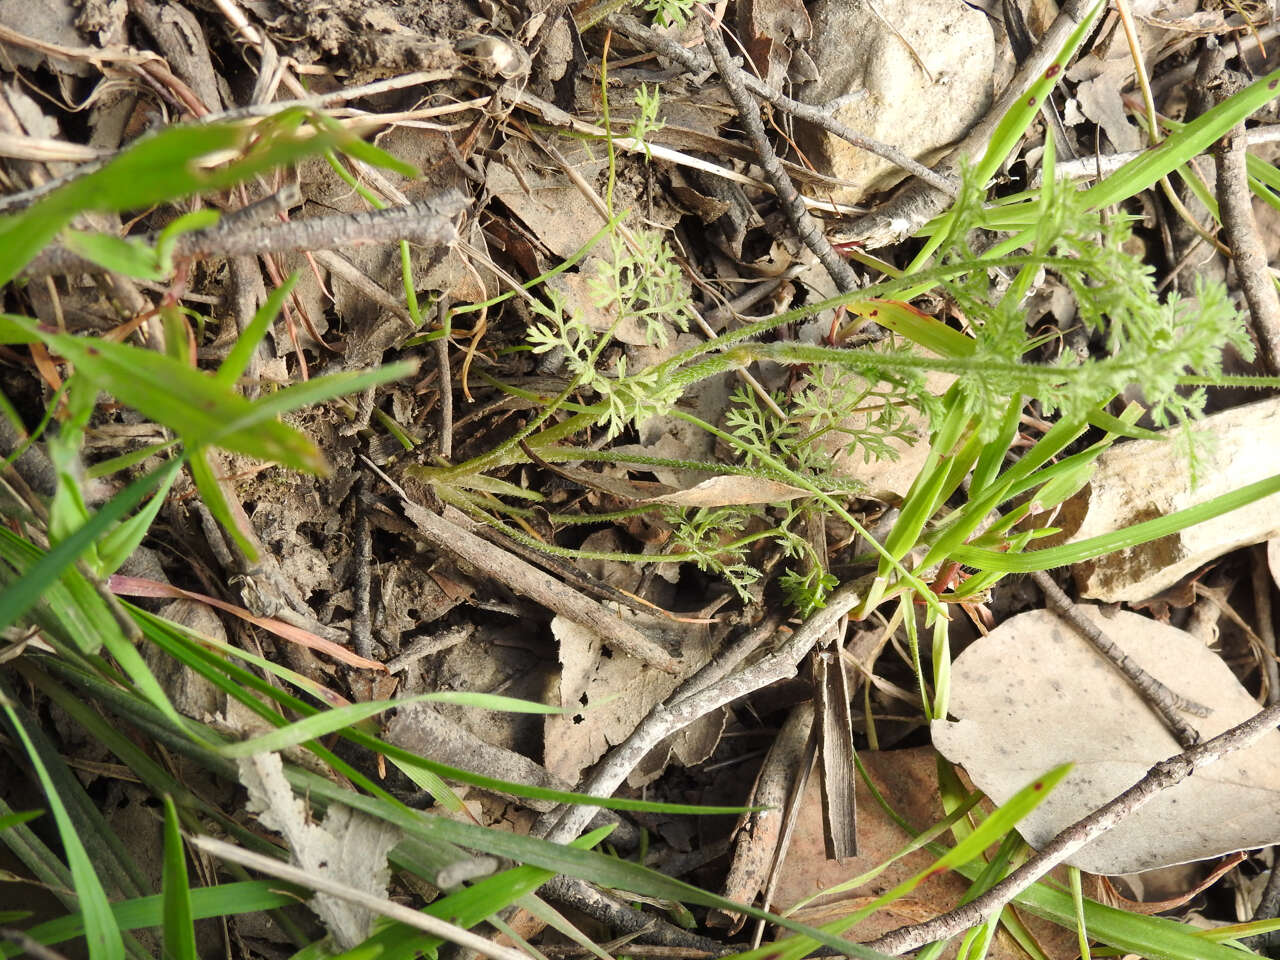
[932,607,1280,874]
[544,614,724,787]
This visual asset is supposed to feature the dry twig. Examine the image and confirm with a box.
[604,14,956,196]
[699,12,860,293]
[1213,75,1280,374]
[21,192,467,279]
[536,585,862,842]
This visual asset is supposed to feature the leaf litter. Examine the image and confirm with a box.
[4,0,1280,955]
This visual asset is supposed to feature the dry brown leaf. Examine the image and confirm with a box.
[543,614,723,787]
[771,748,1082,960]
[932,607,1280,873]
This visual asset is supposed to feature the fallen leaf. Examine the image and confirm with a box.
[642,475,810,507]
[932,607,1280,873]
[770,748,1083,960]
[1063,395,1280,602]
[544,614,722,787]
[238,753,401,949]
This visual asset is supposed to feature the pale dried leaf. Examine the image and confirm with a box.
[238,753,401,948]
[932,607,1280,874]
[1064,395,1280,602]
[642,475,810,507]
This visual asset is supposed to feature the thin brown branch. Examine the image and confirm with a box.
[865,699,1280,955]
[699,12,860,293]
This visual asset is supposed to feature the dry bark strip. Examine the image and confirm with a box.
[21,191,467,279]
[364,460,683,674]
[709,700,814,932]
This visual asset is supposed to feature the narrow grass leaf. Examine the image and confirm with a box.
[161,796,197,960]
[339,828,613,960]
[720,764,1072,960]
[974,0,1106,188]
[2,701,123,960]
[215,274,296,386]
[0,313,325,471]
[4,881,298,958]
[0,809,42,832]
[953,471,1280,571]
[1084,64,1280,210]
[243,361,416,427]
[95,465,181,577]
[0,458,181,632]
[216,691,569,758]
[187,448,258,560]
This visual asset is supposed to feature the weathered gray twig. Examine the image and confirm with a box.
[865,699,1280,955]
[21,191,467,278]
[1031,570,1209,749]
[1214,77,1280,375]
[699,12,860,293]
[605,14,956,197]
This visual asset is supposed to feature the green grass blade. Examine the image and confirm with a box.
[0,458,182,632]
[161,796,197,960]
[3,881,299,958]
[953,471,1280,571]
[0,315,327,472]
[95,465,181,577]
[719,764,1073,960]
[973,0,1106,188]
[1084,64,1280,211]
[216,691,570,758]
[187,447,258,559]
[243,362,416,428]
[215,274,297,386]
[1,699,124,960]
[0,809,42,832]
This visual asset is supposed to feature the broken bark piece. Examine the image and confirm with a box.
[1063,395,1280,603]
[366,460,683,673]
